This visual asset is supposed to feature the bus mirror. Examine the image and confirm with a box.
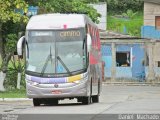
[17,36,25,56]
[87,34,92,52]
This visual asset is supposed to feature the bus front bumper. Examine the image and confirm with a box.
[26,80,89,98]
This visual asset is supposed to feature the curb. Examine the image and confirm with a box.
[102,82,160,86]
[0,98,31,102]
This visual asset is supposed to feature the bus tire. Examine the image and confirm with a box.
[82,79,92,105]
[48,99,58,106]
[92,79,100,103]
[33,98,41,106]
[77,97,82,102]
[92,95,99,103]
[82,96,91,105]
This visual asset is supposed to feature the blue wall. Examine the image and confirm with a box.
[141,26,160,39]
[101,44,145,80]
[101,45,112,77]
[132,44,145,79]
[141,25,160,79]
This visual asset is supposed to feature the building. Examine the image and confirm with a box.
[141,0,160,39]
[100,31,148,82]
[100,0,160,83]
[141,0,160,81]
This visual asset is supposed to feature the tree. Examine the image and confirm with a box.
[0,0,29,91]
[30,0,101,23]
[107,0,143,14]
[0,0,101,91]
[122,9,137,19]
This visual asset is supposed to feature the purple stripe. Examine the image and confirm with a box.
[29,76,66,84]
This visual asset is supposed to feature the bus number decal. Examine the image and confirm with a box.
[60,31,80,37]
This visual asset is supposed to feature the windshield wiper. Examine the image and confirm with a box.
[57,56,72,76]
[40,46,53,76]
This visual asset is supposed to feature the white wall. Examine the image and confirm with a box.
[90,2,107,30]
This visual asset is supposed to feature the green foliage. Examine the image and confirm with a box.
[122,10,137,19]
[0,89,26,98]
[5,58,25,90]
[0,57,2,67]
[0,33,19,72]
[81,0,99,3]
[107,12,143,37]
[71,0,101,23]
[34,0,101,23]
[5,34,17,54]
[2,34,25,90]
[0,0,29,23]
[107,0,143,14]
[5,67,18,89]
[0,0,29,73]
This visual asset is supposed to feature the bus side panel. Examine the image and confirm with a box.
[88,24,102,96]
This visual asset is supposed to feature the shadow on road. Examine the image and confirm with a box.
[33,102,95,107]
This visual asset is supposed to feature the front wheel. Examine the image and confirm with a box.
[33,98,41,106]
[48,99,58,106]
[81,96,91,105]
[92,95,99,103]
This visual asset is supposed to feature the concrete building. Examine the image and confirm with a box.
[141,0,160,81]
[141,0,160,39]
[99,0,160,83]
[100,32,148,82]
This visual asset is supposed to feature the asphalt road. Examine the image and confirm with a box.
[0,85,160,120]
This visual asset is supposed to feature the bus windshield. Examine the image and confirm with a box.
[26,28,87,77]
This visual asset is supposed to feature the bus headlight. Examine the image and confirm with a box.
[73,75,88,84]
[32,82,39,86]
[26,79,39,86]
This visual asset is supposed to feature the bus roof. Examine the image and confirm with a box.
[26,14,97,30]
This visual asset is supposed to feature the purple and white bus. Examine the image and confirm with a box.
[17,14,102,106]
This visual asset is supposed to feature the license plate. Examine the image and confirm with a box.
[52,90,62,94]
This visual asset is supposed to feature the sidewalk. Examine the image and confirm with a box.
[0,98,31,102]
[102,79,160,86]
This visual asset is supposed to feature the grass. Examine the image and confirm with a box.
[107,12,143,37]
[0,89,26,98]
[0,56,2,69]
[0,56,26,98]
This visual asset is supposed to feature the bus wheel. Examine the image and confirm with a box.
[33,98,41,106]
[92,79,100,103]
[92,95,99,103]
[82,79,92,105]
[82,96,91,105]
[48,99,58,106]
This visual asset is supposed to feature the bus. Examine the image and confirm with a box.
[17,14,102,106]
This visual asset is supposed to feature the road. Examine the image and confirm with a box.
[0,85,160,120]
